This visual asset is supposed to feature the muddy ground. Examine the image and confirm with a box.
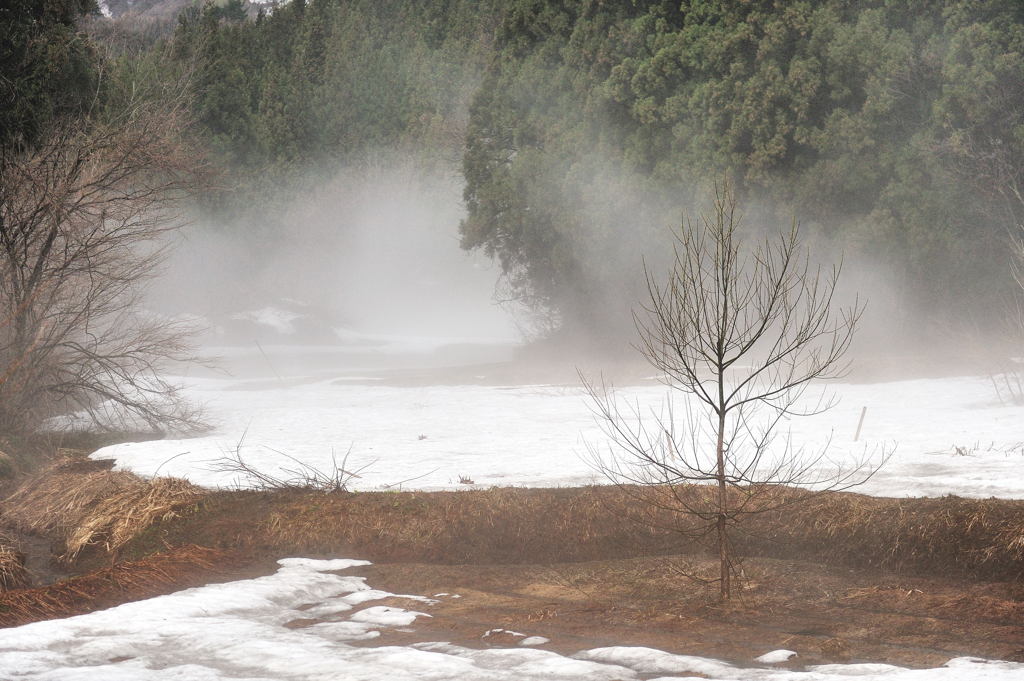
[352,555,1024,669]
[0,477,1021,671]
[6,546,1020,670]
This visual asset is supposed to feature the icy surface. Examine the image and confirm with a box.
[1,560,1021,680]
[93,372,1024,498]
[520,636,550,647]
[755,649,798,664]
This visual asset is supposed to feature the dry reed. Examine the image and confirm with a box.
[0,534,30,590]
[240,485,1024,580]
[2,462,203,562]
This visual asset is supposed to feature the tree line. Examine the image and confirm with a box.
[152,0,1024,337]
[7,0,1024,380]
[167,0,500,216]
[461,0,1024,334]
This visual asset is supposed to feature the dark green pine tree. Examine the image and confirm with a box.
[0,0,101,149]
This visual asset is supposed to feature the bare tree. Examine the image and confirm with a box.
[0,95,207,435]
[586,184,883,600]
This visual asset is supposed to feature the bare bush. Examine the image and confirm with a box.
[586,183,887,600]
[0,94,206,434]
[207,436,370,494]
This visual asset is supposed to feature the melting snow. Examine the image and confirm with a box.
[755,649,798,664]
[0,558,1020,680]
[520,636,550,647]
[231,307,304,335]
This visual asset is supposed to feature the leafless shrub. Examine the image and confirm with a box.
[586,182,888,600]
[207,435,371,494]
[0,87,208,435]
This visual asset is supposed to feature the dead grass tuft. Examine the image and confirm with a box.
[2,461,203,563]
[0,545,238,627]
[744,490,1024,580]
[0,535,30,591]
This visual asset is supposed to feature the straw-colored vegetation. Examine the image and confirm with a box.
[119,485,1024,583]
[0,534,30,591]
[0,545,230,627]
[2,461,203,563]
[770,492,1024,579]
[3,458,1022,584]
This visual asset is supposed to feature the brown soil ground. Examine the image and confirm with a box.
[352,556,1024,669]
[0,476,1021,670]
[3,546,1021,670]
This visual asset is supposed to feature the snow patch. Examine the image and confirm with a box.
[231,306,303,335]
[520,636,550,647]
[755,649,798,664]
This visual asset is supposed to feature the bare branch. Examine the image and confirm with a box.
[0,87,209,435]
[585,181,887,600]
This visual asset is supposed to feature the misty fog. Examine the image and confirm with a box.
[144,154,960,382]
[150,157,518,349]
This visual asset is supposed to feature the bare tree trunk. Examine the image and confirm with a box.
[716,375,729,599]
[716,426,728,598]
[584,180,884,602]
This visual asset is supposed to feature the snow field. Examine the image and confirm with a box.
[93,373,1024,499]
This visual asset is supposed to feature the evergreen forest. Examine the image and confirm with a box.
[7,0,1024,341]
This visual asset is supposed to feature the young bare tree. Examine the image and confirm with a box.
[0,96,206,435]
[587,184,881,600]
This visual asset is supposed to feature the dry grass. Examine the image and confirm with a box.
[0,545,236,627]
[747,491,1024,579]
[2,460,203,563]
[155,484,1024,582]
[0,534,29,591]
[255,486,678,564]
[4,460,1023,584]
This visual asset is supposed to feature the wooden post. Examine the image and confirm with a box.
[854,406,867,442]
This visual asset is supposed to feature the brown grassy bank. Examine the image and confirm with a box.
[0,545,246,627]
[0,467,1022,663]
[3,459,202,564]
[83,483,1024,583]
[1,461,1021,586]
